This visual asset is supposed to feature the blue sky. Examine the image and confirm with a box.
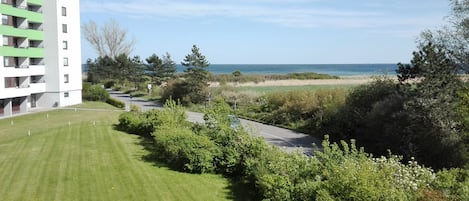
[80,0,450,64]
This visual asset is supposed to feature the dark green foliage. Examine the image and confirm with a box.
[160,45,211,105]
[232,70,241,81]
[397,43,467,169]
[154,127,216,173]
[105,97,125,109]
[86,56,115,84]
[82,83,110,101]
[238,89,347,132]
[431,168,469,200]
[320,78,407,155]
[116,109,162,136]
[320,43,468,169]
[115,97,467,200]
[246,136,435,201]
[181,45,210,104]
[160,79,190,104]
[146,53,177,85]
[86,54,147,89]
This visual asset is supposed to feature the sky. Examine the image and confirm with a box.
[79,0,451,64]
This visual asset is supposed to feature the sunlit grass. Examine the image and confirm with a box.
[0,102,234,201]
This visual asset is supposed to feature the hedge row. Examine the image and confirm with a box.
[117,99,469,200]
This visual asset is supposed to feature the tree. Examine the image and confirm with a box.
[419,0,469,72]
[86,56,115,84]
[82,19,136,58]
[181,45,210,103]
[396,42,467,168]
[146,52,177,86]
[232,70,242,85]
[113,54,146,89]
[146,54,163,85]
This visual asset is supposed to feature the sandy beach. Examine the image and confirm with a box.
[209,75,394,87]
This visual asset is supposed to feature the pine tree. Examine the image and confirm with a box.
[146,53,177,86]
[182,45,210,103]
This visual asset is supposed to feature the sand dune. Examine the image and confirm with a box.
[209,76,395,87]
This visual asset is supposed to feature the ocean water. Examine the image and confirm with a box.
[83,63,399,76]
[177,64,398,76]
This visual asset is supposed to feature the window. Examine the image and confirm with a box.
[62,24,67,33]
[64,92,69,97]
[4,77,18,88]
[3,36,8,46]
[4,57,10,67]
[2,15,8,25]
[64,74,69,83]
[63,57,68,66]
[61,7,67,16]
[63,41,68,50]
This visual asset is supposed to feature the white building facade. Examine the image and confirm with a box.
[0,0,82,117]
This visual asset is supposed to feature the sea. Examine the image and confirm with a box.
[82,63,399,76]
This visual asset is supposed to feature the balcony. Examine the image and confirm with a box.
[28,64,45,75]
[0,4,43,23]
[29,83,45,93]
[0,46,43,57]
[0,25,43,40]
[3,66,30,77]
[1,86,31,99]
[28,0,43,6]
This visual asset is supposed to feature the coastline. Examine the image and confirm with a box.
[209,75,395,87]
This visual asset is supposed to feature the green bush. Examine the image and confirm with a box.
[246,136,437,201]
[161,79,189,104]
[431,168,469,200]
[116,97,468,200]
[105,97,125,109]
[154,127,216,173]
[239,89,347,132]
[103,80,115,88]
[82,83,110,101]
[116,109,161,136]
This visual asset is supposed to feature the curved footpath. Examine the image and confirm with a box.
[109,90,320,154]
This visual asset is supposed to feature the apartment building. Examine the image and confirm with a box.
[0,0,82,117]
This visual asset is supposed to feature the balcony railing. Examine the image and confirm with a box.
[15,65,29,69]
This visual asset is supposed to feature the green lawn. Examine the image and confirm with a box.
[0,102,234,201]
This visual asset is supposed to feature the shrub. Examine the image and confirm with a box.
[103,80,115,88]
[154,127,216,173]
[82,83,110,101]
[246,136,437,201]
[116,109,161,136]
[430,168,469,200]
[242,89,347,132]
[161,79,189,104]
[105,97,125,109]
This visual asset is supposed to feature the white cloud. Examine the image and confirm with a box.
[80,0,442,30]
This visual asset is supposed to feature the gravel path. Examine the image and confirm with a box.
[109,90,320,154]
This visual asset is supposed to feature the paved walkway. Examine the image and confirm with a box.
[109,90,320,154]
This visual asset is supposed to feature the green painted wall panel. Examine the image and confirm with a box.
[0,25,43,40]
[0,4,43,23]
[0,46,44,58]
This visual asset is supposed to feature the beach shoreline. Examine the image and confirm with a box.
[209,75,395,87]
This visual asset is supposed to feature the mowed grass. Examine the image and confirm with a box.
[0,102,233,201]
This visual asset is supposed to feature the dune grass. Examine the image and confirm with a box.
[0,102,234,201]
[236,84,355,94]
